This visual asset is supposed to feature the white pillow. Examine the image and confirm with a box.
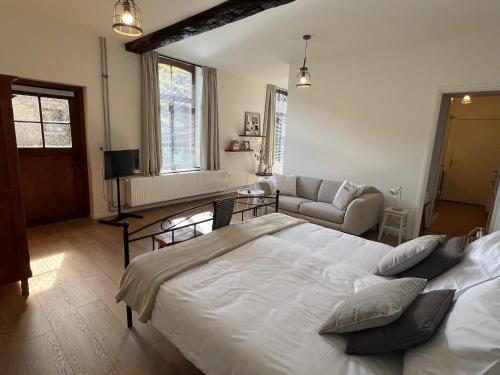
[274,174,297,196]
[332,180,365,210]
[424,231,500,298]
[403,277,500,375]
[375,235,445,276]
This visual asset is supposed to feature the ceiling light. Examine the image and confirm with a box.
[460,95,471,105]
[296,35,312,88]
[113,0,143,37]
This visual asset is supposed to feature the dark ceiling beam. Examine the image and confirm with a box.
[125,0,296,54]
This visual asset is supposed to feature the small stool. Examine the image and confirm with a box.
[379,207,409,245]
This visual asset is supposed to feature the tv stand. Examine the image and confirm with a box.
[99,177,143,225]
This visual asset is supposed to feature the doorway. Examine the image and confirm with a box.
[424,93,500,236]
[11,80,90,227]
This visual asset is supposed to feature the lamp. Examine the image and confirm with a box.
[296,35,312,88]
[460,94,471,105]
[389,186,403,210]
[113,0,143,37]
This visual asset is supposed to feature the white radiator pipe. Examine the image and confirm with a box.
[100,37,117,212]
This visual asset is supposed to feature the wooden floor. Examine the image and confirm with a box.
[0,197,222,375]
[0,195,393,375]
[425,200,488,237]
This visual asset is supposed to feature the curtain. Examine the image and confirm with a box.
[263,84,277,168]
[202,66,220,170]
[141,51,162,176]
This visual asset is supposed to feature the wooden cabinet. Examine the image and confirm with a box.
[0,74,31,295]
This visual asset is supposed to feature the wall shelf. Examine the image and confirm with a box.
[238,134,266,138]
[225,149,254,152]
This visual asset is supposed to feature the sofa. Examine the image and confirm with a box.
[258,176,383,236]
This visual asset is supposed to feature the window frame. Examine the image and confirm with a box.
[273,88,288,166]
[158,56,200,174]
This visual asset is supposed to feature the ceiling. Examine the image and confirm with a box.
[6,0,500,87]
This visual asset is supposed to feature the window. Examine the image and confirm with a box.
[274,89,288,165]
[12,94,72,148]
[158,57,200,173]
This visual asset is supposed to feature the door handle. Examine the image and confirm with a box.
[75,154,83,168]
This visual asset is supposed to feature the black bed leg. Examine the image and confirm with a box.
[127,306,133,328]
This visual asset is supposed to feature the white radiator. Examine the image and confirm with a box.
[126,171,228,207]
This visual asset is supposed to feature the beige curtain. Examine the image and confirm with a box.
[141,51,162,176]
[202,67,220,170]
[263,84,277,168]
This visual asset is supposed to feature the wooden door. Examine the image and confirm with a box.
[441,119,500,206]
[0,74,31,290]
[12,81,89,226]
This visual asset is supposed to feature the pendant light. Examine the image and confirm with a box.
[296,35,312,88]
[460,94,472,105]
[113,0,143,37]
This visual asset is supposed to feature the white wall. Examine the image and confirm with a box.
[0,9,276,219]
[218,71,268,188]
[0,9,141,219]
[284,29,500,237]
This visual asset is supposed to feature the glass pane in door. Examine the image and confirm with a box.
[43,123,72,148]
[14,122,43,148]
[40,97,70,123]
[12,95,40,121]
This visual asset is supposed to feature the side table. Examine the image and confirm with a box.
[378,207,409,245]
[237,188,265,217]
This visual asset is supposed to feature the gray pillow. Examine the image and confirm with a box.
[375,235,445,276]
[399,236,466,280]
[319,278,427,334]
[345,289,455,355]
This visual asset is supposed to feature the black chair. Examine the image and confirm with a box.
[212,198,235,230]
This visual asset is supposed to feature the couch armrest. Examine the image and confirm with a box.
[342,193,383,235]
[257,179,274,196]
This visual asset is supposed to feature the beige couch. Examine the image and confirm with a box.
[258,176,383,236]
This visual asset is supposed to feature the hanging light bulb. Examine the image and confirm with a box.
[296,35,312,88]
[121,11,134,25]
[460,94,472,104]
[113,0,143,37]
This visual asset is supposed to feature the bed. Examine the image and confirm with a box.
[114,195,500,375]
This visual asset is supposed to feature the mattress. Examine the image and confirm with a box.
[150,222,403,375]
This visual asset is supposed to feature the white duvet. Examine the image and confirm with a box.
[151,223,403,375]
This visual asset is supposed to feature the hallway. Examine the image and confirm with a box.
[426,200,488,237]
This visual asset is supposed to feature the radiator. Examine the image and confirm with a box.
[126,171,228,207]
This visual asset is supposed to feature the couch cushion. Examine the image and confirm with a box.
[299,202,345,223]
[317,180,343,203]
[296,176,323,201]
[279,196,312,213]
[275,174,297,196]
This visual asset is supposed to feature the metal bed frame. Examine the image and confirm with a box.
[110,190,280,328]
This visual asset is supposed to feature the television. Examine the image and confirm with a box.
[104,149,140,180]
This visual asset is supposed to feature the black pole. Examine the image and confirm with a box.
[275,190,280,213]
[116,176,122,217]
[122,223,133,328]
[99,177,143,225]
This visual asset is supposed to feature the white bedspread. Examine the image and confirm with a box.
[151,223,402,375]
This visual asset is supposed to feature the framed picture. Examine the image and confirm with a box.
[244,112,261,136]
[228,140,240,151]
[239,140,251,150]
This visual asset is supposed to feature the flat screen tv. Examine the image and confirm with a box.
[104,149,140,180]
